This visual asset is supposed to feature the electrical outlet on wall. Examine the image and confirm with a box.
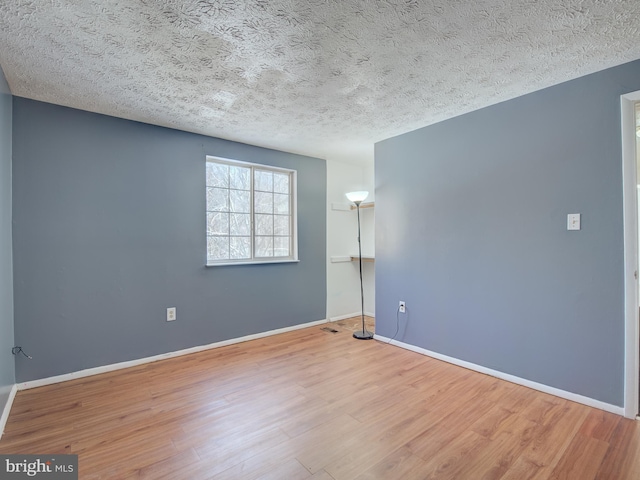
[167,307,176,322]
[399,301,406,313]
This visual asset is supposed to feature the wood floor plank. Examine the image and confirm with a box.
[456,416,540,480]
[497,456,545,480]
[278,385,377,439]
[352,445,428,480]
[406,395,497,461]
[578,409,622,443]
[547,433,609,480]
[470,405,519,439]
[419,430,491,480]
[253,458,311,480]
[506,400,591,480]
[323,406,433,480]
[210,437,302,480]
[293,413,367,474]
[133,447,201,480]
[309,470,335,480]
[1,316,638,479]
[520,395,563,425]
[594,418,640,480]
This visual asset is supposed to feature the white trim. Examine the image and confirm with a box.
[330,256,352,263]
[328,312,375,322]
[621,92,640,419]
[18,319,328,391]
[291,169,298,261]
[0,384,18,440]
[375,335,625,416]
[329,312,361,322]
[205,155,299,266]
[206,259,300,267]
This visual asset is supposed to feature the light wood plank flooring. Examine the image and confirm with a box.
[1,317,639,479]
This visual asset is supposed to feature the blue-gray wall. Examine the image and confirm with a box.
[375,59,640,407]
[0,66,14,415]
[12,98,326,382]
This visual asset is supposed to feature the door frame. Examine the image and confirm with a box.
[621,91,640,418]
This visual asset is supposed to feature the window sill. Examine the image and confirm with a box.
[206,259,300,267]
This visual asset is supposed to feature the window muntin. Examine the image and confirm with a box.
[206,157,296,265]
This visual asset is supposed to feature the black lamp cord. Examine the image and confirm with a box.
[12,346,32,359]
[388,306,401,344]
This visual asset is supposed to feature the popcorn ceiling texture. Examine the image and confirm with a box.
[1,0,640,163]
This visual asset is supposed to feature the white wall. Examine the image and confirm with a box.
[326,159,375,320]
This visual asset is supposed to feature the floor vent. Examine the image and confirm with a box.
[321,327,339,333]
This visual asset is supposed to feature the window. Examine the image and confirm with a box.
[206,156,297,266]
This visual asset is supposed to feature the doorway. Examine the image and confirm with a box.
[621,92,640,418]
[636,102,640,416]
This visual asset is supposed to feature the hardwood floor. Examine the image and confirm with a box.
[1,317,639,479]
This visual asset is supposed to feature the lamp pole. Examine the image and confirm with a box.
[352,199,373,340]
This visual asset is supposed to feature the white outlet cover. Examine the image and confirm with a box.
[167,307,176,322]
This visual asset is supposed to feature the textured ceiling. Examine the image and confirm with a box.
[1,1,640,165]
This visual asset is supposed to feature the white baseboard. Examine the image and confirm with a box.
[0,384,18,440]
[329,312,360,322]
[18,318,328,391]
[329,312,376,322]
[375,335,624,416]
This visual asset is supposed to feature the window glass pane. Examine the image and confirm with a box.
[206,187,229,212]
[206,162,229,188]
[255,214,274,236]
[207,212,229,235]
[255,236,274,257]
[273,173,289,194]
[207,236,229,261]
[230,213,250,236]
[254,191,273,214]
[206,157,296,264]
[230,237,251,259]
[230,165,250,190]
[274,237,290,257]
[274,215,289,236]
[255,170,273,192]
[230,190,250,213]
[274,194,289,215]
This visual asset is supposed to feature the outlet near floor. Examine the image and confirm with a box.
[167,307,176,322]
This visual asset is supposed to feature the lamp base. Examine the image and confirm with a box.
[353,330,374,340]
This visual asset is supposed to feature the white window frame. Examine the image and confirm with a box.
[205,155,298,266]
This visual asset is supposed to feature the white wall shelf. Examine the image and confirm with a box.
[350,202,374,210]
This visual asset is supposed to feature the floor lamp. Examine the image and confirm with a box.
[346,191,373,340]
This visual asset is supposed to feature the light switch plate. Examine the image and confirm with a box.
[567,213,581,231]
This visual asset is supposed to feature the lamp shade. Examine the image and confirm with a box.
[345,191,369,203]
